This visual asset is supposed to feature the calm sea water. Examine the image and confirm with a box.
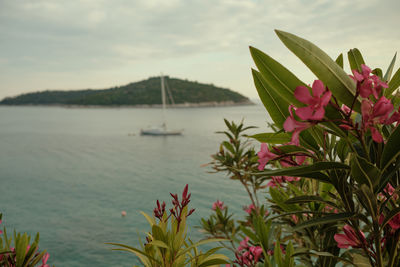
[0,104,271,266]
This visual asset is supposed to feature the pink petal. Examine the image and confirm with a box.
[320,91,332,107]
[294,86,313,104]
[359,80,373,98]
[296,106,314,120]
[334,234,352,248]
[370,127,383,143]
[361,100,372,122]
[283,116,296,132]
[352,70,364,82]
[296,155,306,165]
[258,157,268,170]
[361,64,371,77]
[310,107,325,120]
[312,80,325,97]
[291,130,301,146]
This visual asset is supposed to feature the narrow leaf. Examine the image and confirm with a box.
[347,48,365,73]
[252,69,289,127]
[250,46,305,106]
[249,132,291,144]
[293,212,355,230]
[384,52,397,82]
[285,195,338,208]
[275,30,359,111]
[387,67,400,96]
[335,53,343,69]
[381,125,400,169]
[350,155,381,188]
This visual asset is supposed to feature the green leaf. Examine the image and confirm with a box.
[381,125,400,169]
[105,242,161,264]
[350,155,381,189]
[274,239,283,266]
[352,254,372,267]
[372,68,383,79]
[252,69,289,127]
[198,257,229,267]
[222,141,235,154]
[274,144,312,155]
[384,52,397,82]
[284,195,338,208]
[347,48,365,73]
[356,185,378,220]
[335,53,343,69]
[294,251,355,266]
[253,216,272,252]
[140,211,155,226]
[249,132,291,144]
[176,238,227,259]
[275,30,359,111]
[250,46,305,106]
[293,212,355,230]
[258,162,350,183]
[150,240,169,249]
[387,67,400,96]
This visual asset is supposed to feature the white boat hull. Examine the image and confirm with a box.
[140,129,182,136]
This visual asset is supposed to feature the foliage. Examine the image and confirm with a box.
[0,213,51,267]
[0,77,249,106]
[201,30,400,267]
[107,185,229,267]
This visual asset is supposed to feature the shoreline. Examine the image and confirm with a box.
[0,100,255,109]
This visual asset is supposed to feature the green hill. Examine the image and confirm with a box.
[0,76,251,106]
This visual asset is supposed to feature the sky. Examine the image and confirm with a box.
[1,0,400,100]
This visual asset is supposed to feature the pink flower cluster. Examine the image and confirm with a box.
[266,176,300,188]
[351,64,388,99]
[349,64,400,142]
[153,184,195,231]
[283,80,331,145]
[257,143,306,171]
[234,237,263,267]
[334,225,367,249]
[212,200,226,211]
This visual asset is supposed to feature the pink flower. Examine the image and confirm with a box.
[267,176,300,187]
[212,200,226,211]
[257,143,278,170]
[361,97,394,142]
[249,246,263,262]
[388,213,400,230]
[235,243,264,266]
[341,104,352,115]
[334,225,366,249]
[352,64,388,99]
[244,204,256,215]
[238,237,250,251]
[283,105,312,145]
[39,253,50,267]
[294,80,332,120]
[291,215,298,224]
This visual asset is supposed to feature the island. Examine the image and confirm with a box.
[0,76,253,107]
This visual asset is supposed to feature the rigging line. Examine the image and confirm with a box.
[165,79,175,106]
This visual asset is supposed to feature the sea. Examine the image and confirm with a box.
[0,104,272,266]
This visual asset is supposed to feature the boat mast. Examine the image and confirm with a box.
[161,74,167,129]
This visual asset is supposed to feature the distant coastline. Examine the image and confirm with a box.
[0,76,251,107]
[0,100,254,109]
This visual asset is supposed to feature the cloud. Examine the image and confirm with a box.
[0,0,399,98]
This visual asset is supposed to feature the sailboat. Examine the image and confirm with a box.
[140,75,183,136]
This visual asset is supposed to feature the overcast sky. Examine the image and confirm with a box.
[1,0,400,100]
